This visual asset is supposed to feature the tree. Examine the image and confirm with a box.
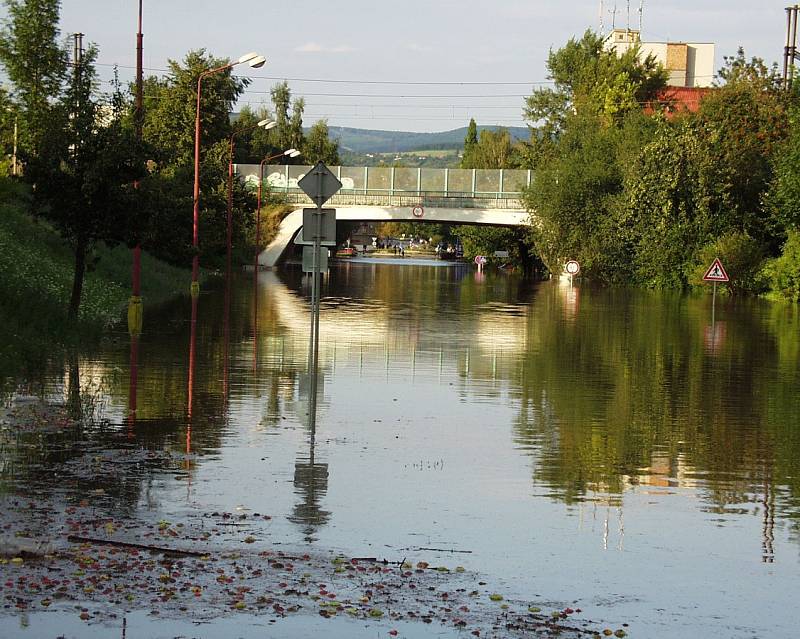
[698,49,791,250]
[303,119,340,165]
[27,46,143,317]
[620,118,731,287]
[0,0,67,156]
[271,81,291,151]
[521,31,666,280]
[524,30,666,138]
[138,50,254,266]
[142,50,249,166]
[768,106,800,231]
[461,118,478,168]
[288,97,305,158]
[0,87,18,173]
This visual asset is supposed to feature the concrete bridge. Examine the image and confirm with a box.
[234,164,532,267]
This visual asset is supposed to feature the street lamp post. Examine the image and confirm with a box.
[192,51,266,293]
[227,118,276,271]
[255,148,301,269]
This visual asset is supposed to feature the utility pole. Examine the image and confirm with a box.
[599,0,605,36]
[71,33,84,155]
[784,5,800,90]
[626,0,631,33]
[72,32,84,78]
[638,0,644,33]
[130,0,143,311]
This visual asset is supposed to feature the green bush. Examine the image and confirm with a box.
[687,232,768,294]
[762,230,800,301]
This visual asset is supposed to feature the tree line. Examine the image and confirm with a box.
[0,0,340,318]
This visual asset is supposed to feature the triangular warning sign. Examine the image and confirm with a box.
[702,258,729,282]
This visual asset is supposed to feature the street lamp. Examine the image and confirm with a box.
[255,148,301,269]
[227,118,276,271]
[192,51,266,293]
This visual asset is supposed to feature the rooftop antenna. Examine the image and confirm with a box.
[600,0,605,35]
[610,2,618,30]
[638,0,644,32]
[626,0,631,32]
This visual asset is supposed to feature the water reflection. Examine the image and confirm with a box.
[287,269,331,541]
[288,361,330,540]
[2,263,800,637]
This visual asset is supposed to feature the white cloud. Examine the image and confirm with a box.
[295,42,355,54]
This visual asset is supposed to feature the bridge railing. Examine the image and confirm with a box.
[235,164,531,209]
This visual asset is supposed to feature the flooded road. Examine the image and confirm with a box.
[1,260,799,637]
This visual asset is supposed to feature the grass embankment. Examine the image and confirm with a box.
[256,202,295,249]
[0,178,190,372]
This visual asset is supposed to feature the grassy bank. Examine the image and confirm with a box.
[0,178,191,381]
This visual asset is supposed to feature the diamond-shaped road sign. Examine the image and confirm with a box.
[298,161,342,208]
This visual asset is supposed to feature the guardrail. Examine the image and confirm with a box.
[235,164,530,210]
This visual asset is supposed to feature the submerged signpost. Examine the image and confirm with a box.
[703,257,729,325]
[297,162,342,404]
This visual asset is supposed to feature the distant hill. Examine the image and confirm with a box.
[329,125,531,154]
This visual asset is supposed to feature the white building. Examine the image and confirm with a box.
[606,29,715,88]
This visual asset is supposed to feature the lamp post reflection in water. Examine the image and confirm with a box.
[222,266,231,406]
[127,297,143,439]
[252,267,258,376]
[185,289,198,487]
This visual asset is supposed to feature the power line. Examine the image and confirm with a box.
[92,62,554,86]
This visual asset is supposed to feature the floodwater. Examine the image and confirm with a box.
[2,259,799,638]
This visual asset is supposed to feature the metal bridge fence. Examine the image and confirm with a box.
[235,164,531,210]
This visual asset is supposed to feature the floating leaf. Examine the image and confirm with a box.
[489,594,503,602]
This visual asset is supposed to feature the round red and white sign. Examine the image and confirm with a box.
[412,205,424,218]
[565,260,580,275]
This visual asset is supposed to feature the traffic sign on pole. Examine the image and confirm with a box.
[301,208,337,244]
[298,161,342,208]
[302,245,328,274]
[702,258,729,282]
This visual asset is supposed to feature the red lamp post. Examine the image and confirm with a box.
[131,0,143,303]
[227,119,276,271]
[192,51,266,293]
[254,148,301,270]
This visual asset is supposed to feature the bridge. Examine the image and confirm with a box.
[234,164,532,268]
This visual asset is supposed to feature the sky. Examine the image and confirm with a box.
[1,1,793,132]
